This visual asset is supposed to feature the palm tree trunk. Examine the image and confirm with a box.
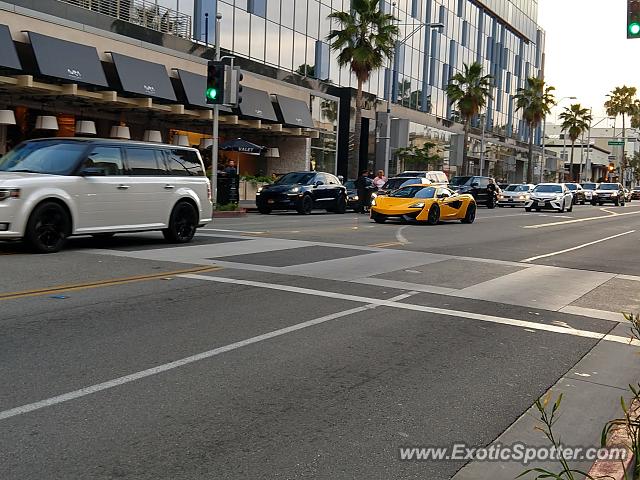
[351,78,364,179]
[569,140,576,181]
[462,120,470,175]
[526,125,534,184]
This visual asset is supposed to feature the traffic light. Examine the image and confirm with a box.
[608,163,615,172]
[206,60,226,105]
[225,66,244,107]
[628,0,640,38]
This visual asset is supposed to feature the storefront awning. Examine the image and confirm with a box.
[0,25,21,70]
[274,95,314,129]
[238,87,278,122]
[174,69,231,112]
[26,32,107,87]
[109,52,176,101]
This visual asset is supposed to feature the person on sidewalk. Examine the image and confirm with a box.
[372,170,387,190]
[355,169,373,213]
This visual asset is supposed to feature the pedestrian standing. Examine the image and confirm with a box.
[372,170,387,190]
[355,169,372,213]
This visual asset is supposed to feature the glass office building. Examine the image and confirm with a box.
[191,0,545,178]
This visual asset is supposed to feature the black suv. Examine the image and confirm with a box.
[449,176,499,208]
[256,171,347,214]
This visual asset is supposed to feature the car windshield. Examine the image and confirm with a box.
[534,185,562,193]
[275,172,316,185]
[0,140,87,175]
[582,183,597,190]
[384,178,420,190]
[600,183,618,190]
[389,186,436,198]
[449,176,472,186]
[505,185,530,192]
[566,184,577,190]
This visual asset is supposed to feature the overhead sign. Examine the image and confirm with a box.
[608,140,624,145]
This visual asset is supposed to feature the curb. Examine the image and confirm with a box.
[587,399,639,479]
[212,209,247,218]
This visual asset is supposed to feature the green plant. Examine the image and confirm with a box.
[446,62,493,174]
[327,0,399,178]
[518,393,597,480]
[514,77,556,183]
[216,203,239,211]
[395,143,441,171]
[559,104,592,182]
[241,175,273,186]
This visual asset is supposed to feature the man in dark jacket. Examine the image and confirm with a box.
[355,170,373,213]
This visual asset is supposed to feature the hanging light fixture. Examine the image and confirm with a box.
[0,109,16,125]
[143,130,163,143]
[75,120,97,136]
[110,125,131,139]
[172,134,190,146]
[265,147,280,158]
[35,115,59,131]
[199,138,213,149]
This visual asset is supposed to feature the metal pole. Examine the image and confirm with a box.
[585,112,592,182]
[211,13,221,208]
[540,115,546,183]
[204,13,208,46]
[479,114,485,176]
[382,2,396,175]
[579,132,585,181]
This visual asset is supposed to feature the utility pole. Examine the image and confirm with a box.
[540,116,546,184]
[211,13,222,208]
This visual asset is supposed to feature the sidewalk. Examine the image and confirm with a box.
[239,200,257,212]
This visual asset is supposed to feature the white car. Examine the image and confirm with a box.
[497,183,535,207]
[525,183,574,213]
[0,138,213,252]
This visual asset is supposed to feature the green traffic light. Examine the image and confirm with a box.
[629,22,640,35]
[206,87,218,100]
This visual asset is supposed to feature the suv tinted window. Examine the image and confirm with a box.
[167,149,204,176]
[84,146,124,175]
[476,177,489,188]
[125,148,165,175]
[325,174,339,185]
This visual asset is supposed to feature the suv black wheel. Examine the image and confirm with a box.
[334,194,347,214]
[461,203,476,224]
[163,201,198,243]
[258,206,272,214]
[297,195,314,215]
[426,204,440,225]
[25,201,71,253]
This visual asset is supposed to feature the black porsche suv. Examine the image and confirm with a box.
[448,175,500,208]
[256,171,347,214]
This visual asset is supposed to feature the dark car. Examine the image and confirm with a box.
[256,171,347,214]
[448,176,500,208]
[565,183,586,205]
[631,186,640,200]
[344,179,364,211]
[592,183,626,206]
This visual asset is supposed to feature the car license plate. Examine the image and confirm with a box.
[537,201,545,207]
[267,199,275,204]
[508,198,513,202]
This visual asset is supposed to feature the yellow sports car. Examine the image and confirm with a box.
[370,184,476,224]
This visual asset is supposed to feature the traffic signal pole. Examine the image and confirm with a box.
[211,13,222,209]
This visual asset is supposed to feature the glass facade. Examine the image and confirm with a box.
[200,0,543,144]
[309,95,338,173]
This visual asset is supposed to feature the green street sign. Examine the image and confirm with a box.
[608,140,625,145]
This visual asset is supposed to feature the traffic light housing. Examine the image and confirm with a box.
[628,0,640,38]
[608,163,615,172]
[206,60,226,105]
[225,66,243,107]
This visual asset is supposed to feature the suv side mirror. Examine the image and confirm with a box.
[81,167,106,176]
[471,182,479,187]
[314,181,324,187]
[437,193,448,199]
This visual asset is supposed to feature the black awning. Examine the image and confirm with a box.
[274,95,315,129]
[110,52,176,101]
[26,32,107,86]
[174,69,232,112]
[238,87,278,122]
[0,25,21,71]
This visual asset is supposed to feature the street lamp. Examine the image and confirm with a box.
[583,112,614,182]
[381,2,444,174]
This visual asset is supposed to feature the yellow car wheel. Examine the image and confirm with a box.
[371,211,387,223]
[426,204,440,225]
[461,203,476,224]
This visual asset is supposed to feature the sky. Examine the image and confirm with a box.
[538,0,640,126]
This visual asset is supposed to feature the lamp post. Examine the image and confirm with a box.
[583,113,613,182]
[381,3,444,174]
[479,113,486,176]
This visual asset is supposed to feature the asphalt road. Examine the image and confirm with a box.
[1,202,640,479]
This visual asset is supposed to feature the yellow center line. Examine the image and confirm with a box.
[523,210,640,229]
[0,265,221,301]
[368,241,406,248]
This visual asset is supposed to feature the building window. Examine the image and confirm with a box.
[248,0,267,18]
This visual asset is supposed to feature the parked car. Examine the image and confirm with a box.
[591,183,626,206]
[581,182,599,203]
[631,186,640,200]
[565,183,586,205]
[343,180,360,211]
[370,184,476,225]
[256,171,347,214]
[448,175,500,208]
[373,176,431,198]
[497,184,535,207]
[0,138,213,253]
[395,170,449,184]
[624,188,633,202]
[525,183,574,212]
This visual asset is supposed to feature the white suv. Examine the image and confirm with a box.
[0,138,213,252]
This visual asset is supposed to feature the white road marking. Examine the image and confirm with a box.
[395,226,410,245]
[523,210,640,229]
[0,292,415,422]
[520,230,636,263]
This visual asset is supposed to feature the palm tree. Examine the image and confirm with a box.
[327,0,398,177]
[446,62,492,174]
[558,104,592,181]
[606,86,638,185]
[514,77,556,183]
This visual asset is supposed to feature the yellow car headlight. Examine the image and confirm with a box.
[370,198,376,206]
[408,202,425,208]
